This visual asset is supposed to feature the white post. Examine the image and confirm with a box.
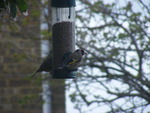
[42,75,51,113]
[40,0,52,112]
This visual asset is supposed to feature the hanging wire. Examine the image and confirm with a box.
[68,7,71,19]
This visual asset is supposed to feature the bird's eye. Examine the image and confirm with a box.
[81,50,84,55]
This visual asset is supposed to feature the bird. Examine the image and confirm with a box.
[31,49,87,77]
[58,49,87,70]
[31,51,52,78]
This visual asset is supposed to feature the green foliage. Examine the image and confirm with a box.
[0,0,6,12]
[18,94,38,105]
[69,93,76,102]
[123,1,132,11]
[0,0,28,19]
[15,0,28,13]
[13,53,27,61]
[9,1,17,18]
[41,30,52,40]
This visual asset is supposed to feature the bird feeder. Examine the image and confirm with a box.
[51,0,76,79]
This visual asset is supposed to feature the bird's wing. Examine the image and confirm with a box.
[39,59,52,72]
[64,52,82,65]
[68,59,81,65]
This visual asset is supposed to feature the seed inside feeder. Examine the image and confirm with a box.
[52,21,75,71]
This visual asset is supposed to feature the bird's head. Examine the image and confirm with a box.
[75,49,87,56]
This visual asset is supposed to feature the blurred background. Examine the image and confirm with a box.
[0,0,150,113]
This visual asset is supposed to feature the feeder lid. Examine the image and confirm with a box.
[51,0,76,7]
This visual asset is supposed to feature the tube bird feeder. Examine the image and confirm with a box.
[51,0,76,78]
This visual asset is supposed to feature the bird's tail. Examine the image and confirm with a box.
[30,71,38,78]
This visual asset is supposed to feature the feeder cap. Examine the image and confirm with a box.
[51,0,76,7]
